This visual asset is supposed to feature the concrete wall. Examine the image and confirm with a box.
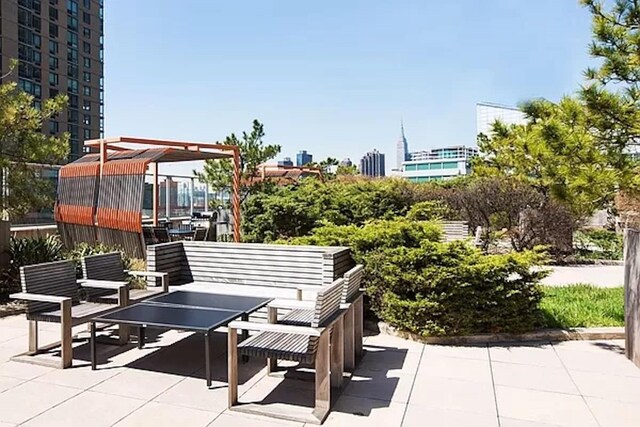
[624,228,640,368]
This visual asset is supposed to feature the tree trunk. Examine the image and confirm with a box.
[0,220,10,272]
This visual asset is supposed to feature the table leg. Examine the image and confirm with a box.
[138,326,145,349]
[241,313,249,363]
[205,332,212,387]
[90,322,96,371]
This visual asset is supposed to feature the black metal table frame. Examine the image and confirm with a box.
[90,292,272,387]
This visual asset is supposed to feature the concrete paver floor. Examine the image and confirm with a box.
[0,315,638,426]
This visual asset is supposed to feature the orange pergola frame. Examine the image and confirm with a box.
[84,136,242,242]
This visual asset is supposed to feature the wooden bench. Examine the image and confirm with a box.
[147,241,354,304]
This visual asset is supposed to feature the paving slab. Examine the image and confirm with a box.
[0,381,81,424]
[417,354,492,384]
[402,405,499,427]
[491,361,579,394]
[90,368,184,400]
[489,343,564,368]
[409,376,497,417]
[21,390,144,427]
[114,401,217,427]
[209,412,303,426]
[584,396,640,427]
[325,395,406,427]
[495,385,598,427]
[422,343,489,361]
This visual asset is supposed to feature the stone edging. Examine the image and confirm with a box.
[0,304,25,319]
[367,321,625,345]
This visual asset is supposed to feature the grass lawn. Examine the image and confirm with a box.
[539,284,624,329]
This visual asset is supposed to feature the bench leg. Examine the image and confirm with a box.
[344,306,355,371]
[313,331,330,423]
[28,321,38,354]
[60,300,73,369]
[330,317,344,388]
[354,296,364,361]
[228,328,238,408]
[90,322,97,370]
[241,314,249,363]
[118,286,130,345]
[267,307,277,374]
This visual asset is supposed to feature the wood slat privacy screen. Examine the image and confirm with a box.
[56,158,150,259]
[55,162,100,248]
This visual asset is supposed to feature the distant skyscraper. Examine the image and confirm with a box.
[401,145,478,183]
[340,158,352,167]
[476,102,527,137]
[278,157,294,167]
[360,150,385,177]
[396,121,409,170]
[296,150,313,166]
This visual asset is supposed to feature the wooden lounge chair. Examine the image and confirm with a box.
[10,260,128,368]
[227,278,346,425]
[81,252,169,303]
[271,264,365,371]
[192,227,207,241]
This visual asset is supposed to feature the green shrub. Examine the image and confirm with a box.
[287,216,548,336]
[64,242,145,287]
[366,243,548,336]
[405,200,452,221]
[573,229,623,260]
[243,178,416,242]
[1,235,64,296]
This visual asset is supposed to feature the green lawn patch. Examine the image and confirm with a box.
[539,284,624,329]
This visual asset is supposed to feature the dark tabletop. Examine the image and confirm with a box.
[146,291,272,314]
[93,303,241,332]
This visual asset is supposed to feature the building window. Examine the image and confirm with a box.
[82,99,91,111]
[82,11,90,24]
[68,124,78,139]
[83,71,91,82]
[49,40,58,54]
[33,51,42,65]
[83,27,90,38]
[67,0,78,16]
[49,88,59,97]
[48,72,58,85]
[49,56,58,70]
[49,120,59,134]
[68,16,78,31]
[49,6,58,20]
[33,100,42,110]
[33,83,41,98]
[49,22,58,37]
[68,47,78,63]
[18,27,34,45]
[82,0,90,8]
[83,128,91,140]
[68,64,78,78]
[68,110,78,123]
[69,94,78,108]
[82,41,90,54]
[67,31,78,48]
[83,57,91,68]
[83,85,91,96]
[83,114,91,125]
[68,78,78,94]
[442,161,458,169]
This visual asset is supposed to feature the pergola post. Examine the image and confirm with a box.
[152,163,159,226]
[190,177,195,217]
[231,147,241,242]
[165,176,172,221]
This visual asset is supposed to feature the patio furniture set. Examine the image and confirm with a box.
[9,242,363,424]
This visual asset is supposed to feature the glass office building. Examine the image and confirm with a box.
[476,102,527,137]
[402,146,478,183]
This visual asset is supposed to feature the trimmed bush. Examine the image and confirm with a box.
[288,217,548,336]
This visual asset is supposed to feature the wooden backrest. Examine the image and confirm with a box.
[441,221,469,242]
[341,264,364,304]
[148,241,354,293]
[81,252,127,282]
[154,227,170,244]
[311,278,345,328]
[21,260,78,314]
[193,228,207,241]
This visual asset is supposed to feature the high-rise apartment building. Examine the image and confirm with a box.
[476,102,526,137]
[359,149,385,177]
[402,145,478,183]
[0,0,104,161]
[395,121,409,170]
[296,150,313,166]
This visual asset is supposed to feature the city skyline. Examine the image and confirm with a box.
[101,1,592,177]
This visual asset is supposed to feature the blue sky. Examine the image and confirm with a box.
[104,0,593,175]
